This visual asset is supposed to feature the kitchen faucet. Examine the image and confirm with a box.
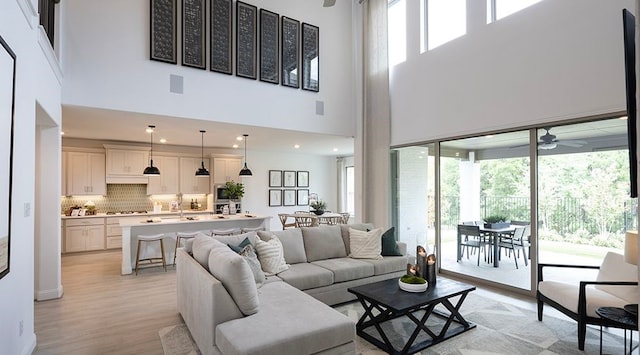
[177,193,184,219]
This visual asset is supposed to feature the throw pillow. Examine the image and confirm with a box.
[239,244,265,288]
[227,236,252,254]
[381,227,403,256]
[349,228,383,259]
[254,237,289,275]
[258,229,307,264]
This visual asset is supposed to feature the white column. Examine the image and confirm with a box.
[459,152,481,222]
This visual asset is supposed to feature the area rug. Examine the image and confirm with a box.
[159,324,200,355]
[160,292,628,355]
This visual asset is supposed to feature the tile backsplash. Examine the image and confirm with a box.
[61,184,208,214]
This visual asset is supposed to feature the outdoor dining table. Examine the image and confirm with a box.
[479,225,516,267]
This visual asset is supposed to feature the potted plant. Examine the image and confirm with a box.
[222,181,244,215]
[310,200,326,215]
[483,215,510,229]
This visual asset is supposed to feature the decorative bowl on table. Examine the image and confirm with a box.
[312,210,325,215]
[398,275,428,293]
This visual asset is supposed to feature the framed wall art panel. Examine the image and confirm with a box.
[283,170,296,187]
[0,35,15,280]
[281,16,299,88]
[296,171,309,187]
[297,189,309,206]
[301,23,319,92]
[236,1,257,79]
[150,0,177,64]
[210,0,232,74]
[269,170,282,187]
[269,189,282,206]
[259,9,279,84]
[182,0,206,69]
[283,189,296,206]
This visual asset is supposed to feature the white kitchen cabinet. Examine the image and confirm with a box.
[213,157,242,183]
[106,217,124,249]
[64,218,105,252]
[66,151,106,195]
[147,155,180,194]
[180,157,210,194]
[106,149,148,176]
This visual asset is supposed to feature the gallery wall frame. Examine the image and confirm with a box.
[150,0,177,64]
[283,189,296,206]
[269,189,282,206]
[296,170,309,187]
[281,16,300,88]
[297,189,309,206]
[259,9,279,84]
[182,0,206,69]
[0,35,16,280]
[236,1,258,79]
[301,23,319,92]
[269,170,282,187]
[210,0,233,74]
[283,170,296,187]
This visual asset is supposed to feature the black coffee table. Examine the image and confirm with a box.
[348,278,476,354]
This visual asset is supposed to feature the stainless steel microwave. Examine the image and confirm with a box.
[214,185,227,201]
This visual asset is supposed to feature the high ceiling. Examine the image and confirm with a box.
[61,105,355,156]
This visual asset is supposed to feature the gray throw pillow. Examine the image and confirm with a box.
[302,225,346,262]
[258,229,307,264]
[192,235,218,270]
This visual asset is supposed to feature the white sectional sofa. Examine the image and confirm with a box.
[176,223,408,355]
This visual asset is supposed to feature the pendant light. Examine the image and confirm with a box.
[238,133,253,177]
[195,130,210,177]
[143,125,160,176]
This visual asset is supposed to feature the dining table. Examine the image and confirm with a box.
[478,225,516,267]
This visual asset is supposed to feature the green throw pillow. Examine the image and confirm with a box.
[381,227,402,256]
[227,237,252,254]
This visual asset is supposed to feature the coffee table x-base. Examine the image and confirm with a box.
[348,278,476,354]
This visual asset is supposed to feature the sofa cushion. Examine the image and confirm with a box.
[361,255,408,275]
[258,229,307,264]
[255,237,290,275]
[381,227,403,256]
[276,263,334,290]
[340,223,374,254]
[538,280,630,318]
[595,251,639,303]
[312,258,374,283]
[207,239,259,316]
[239,244,265,287]
[215,281,354,355]
[302,225,347,262]
[192,235,217,270]
[349,228,383,259]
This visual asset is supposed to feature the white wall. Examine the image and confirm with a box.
[0,0,62,353]
[390,0,634,146]
[60,0,356,137]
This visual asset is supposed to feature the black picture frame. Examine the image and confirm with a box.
[210,0,232,74]
[269,189,282,206]
[283,189,296,206]
[0,35,15,280]
[150,0,177,64]
[283,170,296,187]
[236,1,257,80]
[182,0,206,69]
[297,170,309,187]
[259,9,279,84]
[281,16,300,88]
[297,189,309,206]
[301,23,319,92]
[269,170,282,187]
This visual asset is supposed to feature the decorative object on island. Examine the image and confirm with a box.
[238,134,253,176]
[310,200,326,215]
[222,180,244,215]
[143,125,160,176]
[83,201,97,215]
[483,215,509,229]
[195,130,210,177]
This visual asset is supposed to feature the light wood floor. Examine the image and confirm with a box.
[34,249,624,355]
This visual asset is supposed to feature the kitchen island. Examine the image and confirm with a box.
[120,214,271,275]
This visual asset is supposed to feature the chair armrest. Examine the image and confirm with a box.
[537,263,600,282]
[578,280,639,316]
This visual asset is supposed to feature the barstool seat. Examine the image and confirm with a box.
[210,228,239,236]
[135,233,167,275]
[173,231,200,265]
[241,226,264,233]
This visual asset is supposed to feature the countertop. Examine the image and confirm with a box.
[119,214,269,227]
[61,210,216,219]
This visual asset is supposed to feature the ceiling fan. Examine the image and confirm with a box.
[537,127,587,150]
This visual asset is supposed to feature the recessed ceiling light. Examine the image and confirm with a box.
[333,148,338,152]
[146,127,154,133]
[294,144,300,149]
[485,135,494,139]
[236,136,244,141]
[60,131,65,135]
[620,116,628,120]
[159,138,167,143]
[232,144,239,148]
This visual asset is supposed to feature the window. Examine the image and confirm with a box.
[427,0,466,50]
[388,0,406,66]
[487,0,543,23]
[39,0,59,47]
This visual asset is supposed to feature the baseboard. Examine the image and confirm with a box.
[21,333,36,355]
[35,285,63,301]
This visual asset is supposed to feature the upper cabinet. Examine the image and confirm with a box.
[180,157,210,194]
[66,151,107,195]
[104,145,149,183]
[213,157,242,184]
[147,155,180,194]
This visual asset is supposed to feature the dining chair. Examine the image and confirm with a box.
[319,216,340,225]
[278,213,296,230]
[294,215,318,227]
[497,225,529,269]
[339,212,350,224]
[457,224,489,266]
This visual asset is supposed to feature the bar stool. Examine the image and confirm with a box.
[241,226,264,233]
[173,231,200,265]
[210,228,239,236]
[135,234,167,275]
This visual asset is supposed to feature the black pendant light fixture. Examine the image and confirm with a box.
[195,130,210,177]
[238,133,253,177]
[143,125,160,176]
